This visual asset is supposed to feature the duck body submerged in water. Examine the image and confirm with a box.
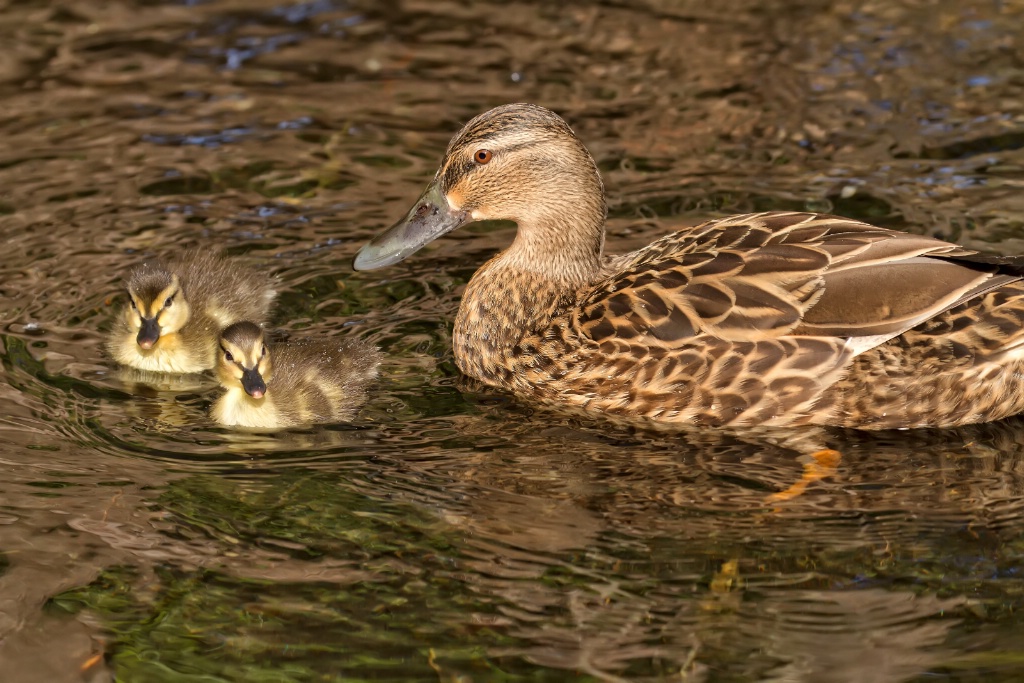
[354,103,1024,430]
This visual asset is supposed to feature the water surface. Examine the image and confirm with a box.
[2,0,1024,681]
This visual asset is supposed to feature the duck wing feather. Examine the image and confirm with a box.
[575,212,1020,352]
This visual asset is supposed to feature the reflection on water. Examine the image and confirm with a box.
[2,0,1024,681]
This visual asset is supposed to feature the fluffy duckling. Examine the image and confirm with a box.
[107,249,277,374]
[211,322,382,429]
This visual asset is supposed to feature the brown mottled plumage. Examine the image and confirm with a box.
[107,249,278,374]
[354,103,1024,429]
[211,321,382,429]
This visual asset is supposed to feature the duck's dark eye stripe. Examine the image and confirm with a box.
[441,163,471,193]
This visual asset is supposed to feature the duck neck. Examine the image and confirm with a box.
[502,148,608,287]
[453,200,606,386]
[501,209,606,287]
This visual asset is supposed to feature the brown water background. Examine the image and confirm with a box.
[1,0,1024,681]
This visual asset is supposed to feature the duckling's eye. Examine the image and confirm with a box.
[474,149,492,164]
[164,296,173,308]
[261,345,267,358]
[128,299,137,310]
[224,351,234,362]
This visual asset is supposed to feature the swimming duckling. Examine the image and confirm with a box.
[107,249,277,374]
[211,321,382,429]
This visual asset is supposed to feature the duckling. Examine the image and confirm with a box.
[353,103,1024,430]
[211,321,382,429]
[107,249,277,374]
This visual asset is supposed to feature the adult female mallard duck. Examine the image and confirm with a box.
[108,249,277,374]
[353,103,1024,430]
[211,321,382,429]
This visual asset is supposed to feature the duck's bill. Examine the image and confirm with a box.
[241,368,266,399]
[352,183,469,270]
[136,317,160,349]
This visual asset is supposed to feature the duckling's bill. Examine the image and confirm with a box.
[353,183,468,270]
[136,316,160,348]
[241,367,266,399]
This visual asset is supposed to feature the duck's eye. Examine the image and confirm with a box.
[474,149,492,165]
[128,299,137,310]
[261,345,267,358]
[164,296,173,308]
[224,351,234,362]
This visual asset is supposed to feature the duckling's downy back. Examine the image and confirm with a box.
[170,249,278,326]
[265,336,382,426]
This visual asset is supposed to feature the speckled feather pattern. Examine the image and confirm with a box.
[421,105,1024,429]
[455,211,1024,428]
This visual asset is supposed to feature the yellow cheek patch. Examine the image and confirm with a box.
[125,294,149,321]
[149,283,179,319]
[218,339,263,378]
[153,334,181,352]
[221,343,243,363]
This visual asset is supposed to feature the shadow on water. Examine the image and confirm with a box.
[1,0,1024,681]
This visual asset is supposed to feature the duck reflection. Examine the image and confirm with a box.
[2,399,1024,681]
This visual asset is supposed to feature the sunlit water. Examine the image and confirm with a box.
[1,0,1024,681]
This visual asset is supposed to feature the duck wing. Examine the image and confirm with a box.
[575,212,1020,353]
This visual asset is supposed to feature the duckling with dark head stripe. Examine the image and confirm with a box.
[212,322,382,429]
[108,249,277,374]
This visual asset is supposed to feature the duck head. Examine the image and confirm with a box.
[354,103,607,283]
[123,264,191,350]
[217,321,271,399]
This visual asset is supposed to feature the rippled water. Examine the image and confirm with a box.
[2,0,1024,681]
